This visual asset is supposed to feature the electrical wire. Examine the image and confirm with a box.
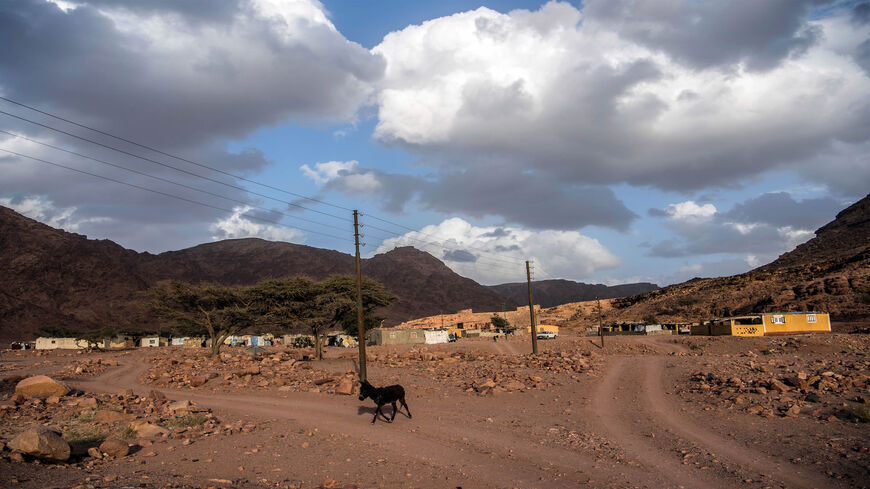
[0,129,351,234]
[0,147,350,242]
[0,97,531,270]
[0,96,352,213]
[0,110,351,223]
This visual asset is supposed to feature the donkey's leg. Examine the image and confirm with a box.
[401,397,412,418]
[390,402,398,421]
[372,405,381,424]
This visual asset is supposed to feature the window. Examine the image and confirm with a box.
[807,314,817,323]
[770,315,786,325]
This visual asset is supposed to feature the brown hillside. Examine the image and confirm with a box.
[488,279,659,308]
[605,193,870,330]
[0,206,516,342]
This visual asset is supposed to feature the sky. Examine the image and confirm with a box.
[0,0,868,288]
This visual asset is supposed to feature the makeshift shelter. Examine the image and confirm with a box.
[366,328,426,346]
[424,330,449,344]
[35,337,88,350]
[140,337,168,347]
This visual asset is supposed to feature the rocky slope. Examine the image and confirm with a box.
[488,279,659,308]
[0,206,514,342]
[608,194,870,330]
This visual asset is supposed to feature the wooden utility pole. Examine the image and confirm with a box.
[353,210,367,382]
[526,260,538,355]
[597,297,604,347]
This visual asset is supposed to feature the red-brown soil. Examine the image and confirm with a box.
[2,334,868,489]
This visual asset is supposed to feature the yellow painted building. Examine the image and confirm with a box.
[692,312,830,337]
[525,324,559,334]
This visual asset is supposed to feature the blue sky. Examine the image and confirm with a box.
[1,0,868,287]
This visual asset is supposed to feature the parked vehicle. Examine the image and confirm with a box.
[536,331,557,340]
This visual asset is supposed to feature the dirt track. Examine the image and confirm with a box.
[4,335,868,488]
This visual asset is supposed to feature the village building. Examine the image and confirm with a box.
[691,312,830,336]
[101,335,135,349]
[35,337,88,350]
[395,306,541,332]
[525,324,559,335]
[366,328,426,346]
[139,336,169,347]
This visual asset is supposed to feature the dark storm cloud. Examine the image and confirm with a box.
[853,2,870,24]
[723,192,844,229]
[0,0,385,251]
[373,1,870,199]
[482,228,510,238]
[646,192,846,259]
[83,0,241,22]
[584,0,824,71]
[0,0,384,150]
[442,249,477,262]
[317,165,636,231]
[856,38,870,75]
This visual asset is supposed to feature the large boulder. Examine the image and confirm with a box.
[98,438,129,458]
[8,426,70,462]
[15,376,70,399]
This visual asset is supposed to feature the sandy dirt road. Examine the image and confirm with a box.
[56,336,852,489]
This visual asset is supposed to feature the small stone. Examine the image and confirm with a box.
[78,397,98,409]
[129,421,169,438]
[148,390,166,400]
[87,447,103,459]
[335,378,354,396]
[99,438,129,458]
[769,379,790,393]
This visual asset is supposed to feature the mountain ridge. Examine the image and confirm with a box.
[0,206,515,341]
[488,279,659,308]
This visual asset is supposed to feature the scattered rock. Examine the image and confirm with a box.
[99,438,129,458]
[769,379,790,393]
[167,400,191,414]
[129,421,169,438]
[8,426,71,462]
[14,375,70,399]
[335,378,354,395]
[94,410,129,424]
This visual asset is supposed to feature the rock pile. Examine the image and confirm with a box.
[685,352,869,420]
[142,349,360,395]
[370,346,598,395]
[0,374,245,465]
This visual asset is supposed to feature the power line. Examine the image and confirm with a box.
[0,109,351,223]
[0,147,350,242]
[0,129,351,235]
[0,97,530,268]
[0,96,353,213]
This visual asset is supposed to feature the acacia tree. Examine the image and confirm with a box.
[320,275,397,336]
[248,277,349,360]
[247,275,396,360]
[147,281,251,357]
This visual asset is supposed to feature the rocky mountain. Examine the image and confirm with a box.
[488,279,659,308]
[0,206,515,342]
[608,194,870,331]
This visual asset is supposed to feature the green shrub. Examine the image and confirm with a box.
[165,414,208,429]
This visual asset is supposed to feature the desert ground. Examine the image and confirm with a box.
[1,333,868,489]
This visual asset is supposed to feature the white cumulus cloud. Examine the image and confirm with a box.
[374,217,620,285]
[210,206,305,243]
